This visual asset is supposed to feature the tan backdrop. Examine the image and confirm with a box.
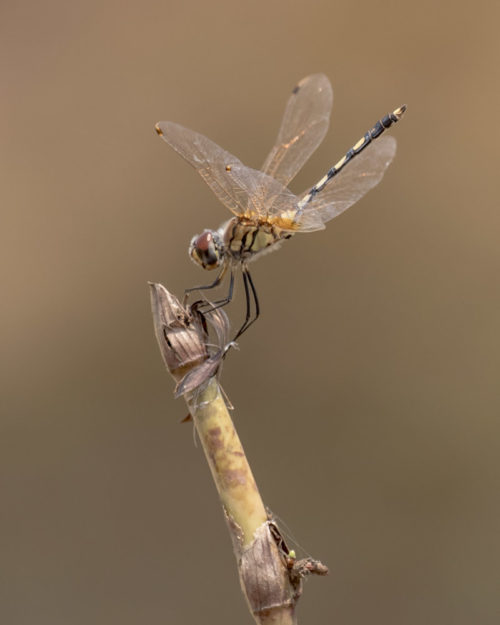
[2,0,499,623]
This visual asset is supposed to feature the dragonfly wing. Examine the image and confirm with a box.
[156,121,299,218]
[157,121,252,215]
[261,74,333,187]
[299,135,397,224]
[294,210,326,232]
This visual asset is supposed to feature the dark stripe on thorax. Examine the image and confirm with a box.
[228,220,239,250]
[249,227,259,251]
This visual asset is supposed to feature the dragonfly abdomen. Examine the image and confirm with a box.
[299,104,406,209]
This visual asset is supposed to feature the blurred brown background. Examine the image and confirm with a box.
[1,0,499,623]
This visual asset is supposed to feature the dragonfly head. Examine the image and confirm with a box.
[189,230,225,270]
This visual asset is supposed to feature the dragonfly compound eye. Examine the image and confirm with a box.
[189,230,223,270]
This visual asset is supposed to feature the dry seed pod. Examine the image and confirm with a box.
[149,282,231,398]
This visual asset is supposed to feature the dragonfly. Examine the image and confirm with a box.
[155,74,405,340]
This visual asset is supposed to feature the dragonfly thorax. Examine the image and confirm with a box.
[189,229,225,270]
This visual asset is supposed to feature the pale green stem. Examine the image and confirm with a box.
[185,378,268,545]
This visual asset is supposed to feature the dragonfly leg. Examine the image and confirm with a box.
[190,267,235,314]
[208,268,235,309]
[233,266,260,340]
[184,263,228,298]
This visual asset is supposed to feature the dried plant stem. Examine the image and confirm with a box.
[185,379,267,544]
[150,283,326,625]
[185,380,297,625]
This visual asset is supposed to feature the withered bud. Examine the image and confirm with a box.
[149,283,232,398]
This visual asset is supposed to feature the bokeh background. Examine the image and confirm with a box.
[2,1,499,623]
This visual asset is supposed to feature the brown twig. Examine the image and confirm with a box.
[150,283,327,624]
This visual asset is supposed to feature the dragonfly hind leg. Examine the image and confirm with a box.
[233,266,260,340]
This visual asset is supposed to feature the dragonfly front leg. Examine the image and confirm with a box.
[184,262,229,302]
[187,265,235,315]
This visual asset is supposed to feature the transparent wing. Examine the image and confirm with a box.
[261,74,333,187]
[156,121,304,219]
[299,135,397,225]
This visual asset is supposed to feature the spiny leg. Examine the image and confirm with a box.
[190,267,235,315]
[233,266,260,341]
[244,268,260,332]
[209,268,235,310]
[184,263,228,300]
